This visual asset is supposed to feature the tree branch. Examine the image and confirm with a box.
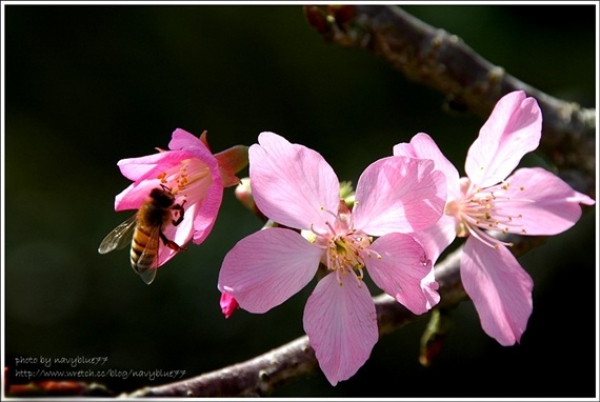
[122,234,548,398]
[123,252,454,397]
[304,5,596,197]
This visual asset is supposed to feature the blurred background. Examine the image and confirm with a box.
[3,4,596,398]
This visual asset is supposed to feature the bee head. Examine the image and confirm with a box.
[149,186,176,207]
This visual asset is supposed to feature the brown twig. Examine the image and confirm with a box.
[304,5,596,197]
[123,248,457,397]
[122,233,549,398]
[2,234,554,398]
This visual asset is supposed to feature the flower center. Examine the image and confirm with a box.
[447,177,533,249]
[157,158,212,203]
[327,230,372,280]
[304,202,381,286]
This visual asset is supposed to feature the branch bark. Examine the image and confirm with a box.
[123,251,457,397]
[122,234,548,398]
[305,5,596,197]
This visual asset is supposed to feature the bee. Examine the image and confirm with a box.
[98,185,186,284]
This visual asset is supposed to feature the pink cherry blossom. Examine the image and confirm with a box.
[393,91,595,346]
[114,128,248,269]
[218,132,446,385]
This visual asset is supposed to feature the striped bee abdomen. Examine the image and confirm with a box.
[130,223,160,272]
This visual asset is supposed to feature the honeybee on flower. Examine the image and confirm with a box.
[99,128,248,284]
[99,184,187,284]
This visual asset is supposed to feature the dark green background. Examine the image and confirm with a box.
[4,4,597,397]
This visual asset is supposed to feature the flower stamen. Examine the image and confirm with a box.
[453,181,533,249]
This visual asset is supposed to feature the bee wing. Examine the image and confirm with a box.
[98,214,138,254]
[134,226,160,285]
[137,266,157,285]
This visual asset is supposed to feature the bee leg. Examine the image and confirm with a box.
[159,231,186,251]
[172,200,187,226]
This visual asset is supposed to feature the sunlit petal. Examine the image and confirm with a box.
[461,238,533,346]
[367,233,439,314]
[497,167,595,235]
[249,132,340,232]
[465,91,542,187]
[353,156,446,235]
[303,272,378,386]
[218,228,322,313]
[393,132,461,199]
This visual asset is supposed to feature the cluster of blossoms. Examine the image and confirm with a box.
[393,91,595,345]
[101,91,594,385]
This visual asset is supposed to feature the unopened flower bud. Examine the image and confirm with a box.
[235,178,267,221]
[220,292,239,319]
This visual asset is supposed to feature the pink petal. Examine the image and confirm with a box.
[393,132,461,199]
[249,132,340,232]
[497,167,595,236]
[190,179,223,244]
[155,243,180,268]
[366,233,440,314]
[303,272,378,386]
[114,179,161,211]
[353,156,446,235]
[410,214,458,264]
[420,268,441,311]
[465,91,542,187]
[461,237,533,346]
[117,151,190,182]
[217,228,322,313]
[169,129,222,178]
[168,128,209,152]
